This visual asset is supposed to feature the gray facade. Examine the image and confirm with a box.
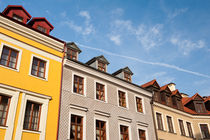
[58,58,156,140]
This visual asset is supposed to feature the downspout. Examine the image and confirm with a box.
[151,90,158,140]
[56,42,66,140]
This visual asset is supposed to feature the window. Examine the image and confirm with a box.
[178,119,185,136]
[156,113,163,130]
[0,46,19,69]
[136,97,143,113]
[73,75,84,95]
[160,93,166,104]
[0,95,11,126]
[118,91,126,108]
[98,61,106,72]
[196,103,205,113]
[23,101,41,131]
[200,124,210,139]
[186,122,193,138]
[70,115,83,140]
[31,57,46,78]
[67,48,77,60]
[120,125,129,140]
[96,83,105,101]
[37,25,47,33]
[12,14,23,22]
[139,129,146,140]
[96,120,106,140]
[172,96,177,108]
[124,72,131,82]
[166,116,174,133]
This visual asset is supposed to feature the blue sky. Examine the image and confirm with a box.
[1,0,210,96]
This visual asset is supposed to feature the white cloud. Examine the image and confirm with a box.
[168,8,188,19]
[109,35,121,45]
[79,11,90,20]
[62,21,82,33]
[170,37,205,55]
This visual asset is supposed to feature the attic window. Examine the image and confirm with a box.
[67,48,77,60]
[12,14,23,22]
[37,25,47,33]
[124,72,131,82]
[196,102,205,113]
[98,61,106,72]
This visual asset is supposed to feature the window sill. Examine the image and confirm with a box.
[168,131,177,135]
[22,129,41,134]
[29,74,48,81]
[118,105,129,110]
[0,64,19,72]
[95,99,107,103]
[136,111,145,115]
[0,125,8,129]
[72,92,86,97]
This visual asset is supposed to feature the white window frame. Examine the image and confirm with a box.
[94,80,108,103]
[177,118,187,136]
[198,123,210,139]
[28,54,49,81]
[134,94,145,114]
[165,114,176,133]
[118,121,132,140]
[117,88,129,109]
[15,93,49,140]
[0,87,19,140]
[186,121,195,138]
[0,43,22,72]
[137,125,149,140]
[154,111,166,131]
[72,72,87,97]
[94,115,110,140]
[68,109,87,140]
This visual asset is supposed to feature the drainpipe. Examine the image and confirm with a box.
[56,42,66,140]
[151,90,158,140]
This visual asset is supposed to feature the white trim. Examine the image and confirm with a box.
[71,72,87,97]
[137,125,149,140]
[0,42,22,72]
[117,88,129,109]
[134,94,145,114]
[94,115,110,140]
[15,94,49,140]
[165,114,176,133]
[198,123,210,139]
[94,80,108,103]
[68,109,87,140]
[154,111,166,131]
[0,33,62,62]
[118,121,132,140]
[0,87,19,140]
[28,54,50,81]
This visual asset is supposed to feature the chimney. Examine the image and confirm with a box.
[168,82,176,91]
[181,93,189,98]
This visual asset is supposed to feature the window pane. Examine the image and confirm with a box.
[70,115,83,140]
[31,58,46,78]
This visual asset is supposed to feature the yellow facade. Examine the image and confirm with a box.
[0,13,64,140]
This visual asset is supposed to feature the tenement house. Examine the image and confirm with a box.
[58,42,156,140]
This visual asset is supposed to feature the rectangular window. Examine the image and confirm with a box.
[98,61,106,72]
[73,75,84,95]
[136,97,143,113]
[156,113,163,130]
[96,83,105,101]
[200,124,210,139]
[96,120,106,140]
[12,14,23,22]
[186,122,193,138]
[120,125,129,140]
[31,57,46,78]
[0,95,11,126]
[166,116,174,133]
[124,73,131,82]
[196,103,205,113]
[178,119,185,136]
[0,46,19,69]
[70,114,83,140]
[139,129,146,140]
[67,49,77,60]
[23,101,41,131]
[118,91,126,108]
[37,25,47,33]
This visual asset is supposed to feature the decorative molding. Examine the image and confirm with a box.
[69,104,88,112]
[118,116,132,123]
[136,121,149,127]
[94,110,110,118]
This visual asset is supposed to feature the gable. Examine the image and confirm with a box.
[194,95,203,101]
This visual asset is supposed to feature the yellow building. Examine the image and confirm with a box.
[0,5,64,140]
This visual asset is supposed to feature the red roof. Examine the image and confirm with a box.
[141,79,160,89]
[204,96,210,103]
[2,5,31,18]
[183,93,204,105]
[28,17,54,30]
[172,89,182,97]
[160,84,171,92]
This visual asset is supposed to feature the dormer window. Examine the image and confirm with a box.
[196,102,205,113]
[12,14,23,22]
[67,49,77,60]
[98,61,106,72]
[37,25,47,33]
[124,72,131,82]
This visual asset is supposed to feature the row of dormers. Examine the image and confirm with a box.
[66,42,134,82]
[2,5,54,34]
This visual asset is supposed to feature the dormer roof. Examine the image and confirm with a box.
[86,55,109,65]
[171,89,182,98]
[182,93,204,105]
[2,5,31,18]
[160,84,172,93]
[66,42,82,53]
[112,66,133,76]
[141,79,160,89]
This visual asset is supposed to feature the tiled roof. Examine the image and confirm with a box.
[204,96,210,103]
[141,79,159,88]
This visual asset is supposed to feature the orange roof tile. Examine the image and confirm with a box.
[141,79,160,88]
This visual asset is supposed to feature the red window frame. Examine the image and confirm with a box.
[67,48,77,60]
[124,72,131,82]
[136,97,143,113]
[0,95,11,126]
[98,61,106,72]
[119,91,126,108]
[0,46,19,69]
[96,120,106,140]
[120,125,129,140]
[139,129,146,140]
[31,57,46,78]
[73,75,84,95]
[70,114,83,140]
[96,83,105,101]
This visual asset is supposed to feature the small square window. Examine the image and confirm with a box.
[31,57,46,79]
[67,48,77,60]
[118,91,126,108]
[0,95,11,126]
[98,61,106,72]
[12,14,23,22]
[96,83,105,101]
[0,46,19,69]
[136,97,143,113]
[37,25,47,33]
[23,101,41,131]
[124,72,131,82]
[73,75,84,95]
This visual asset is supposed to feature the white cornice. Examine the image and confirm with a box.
[0,16,64,52]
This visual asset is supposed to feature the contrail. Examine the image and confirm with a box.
[76,43,210,79]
